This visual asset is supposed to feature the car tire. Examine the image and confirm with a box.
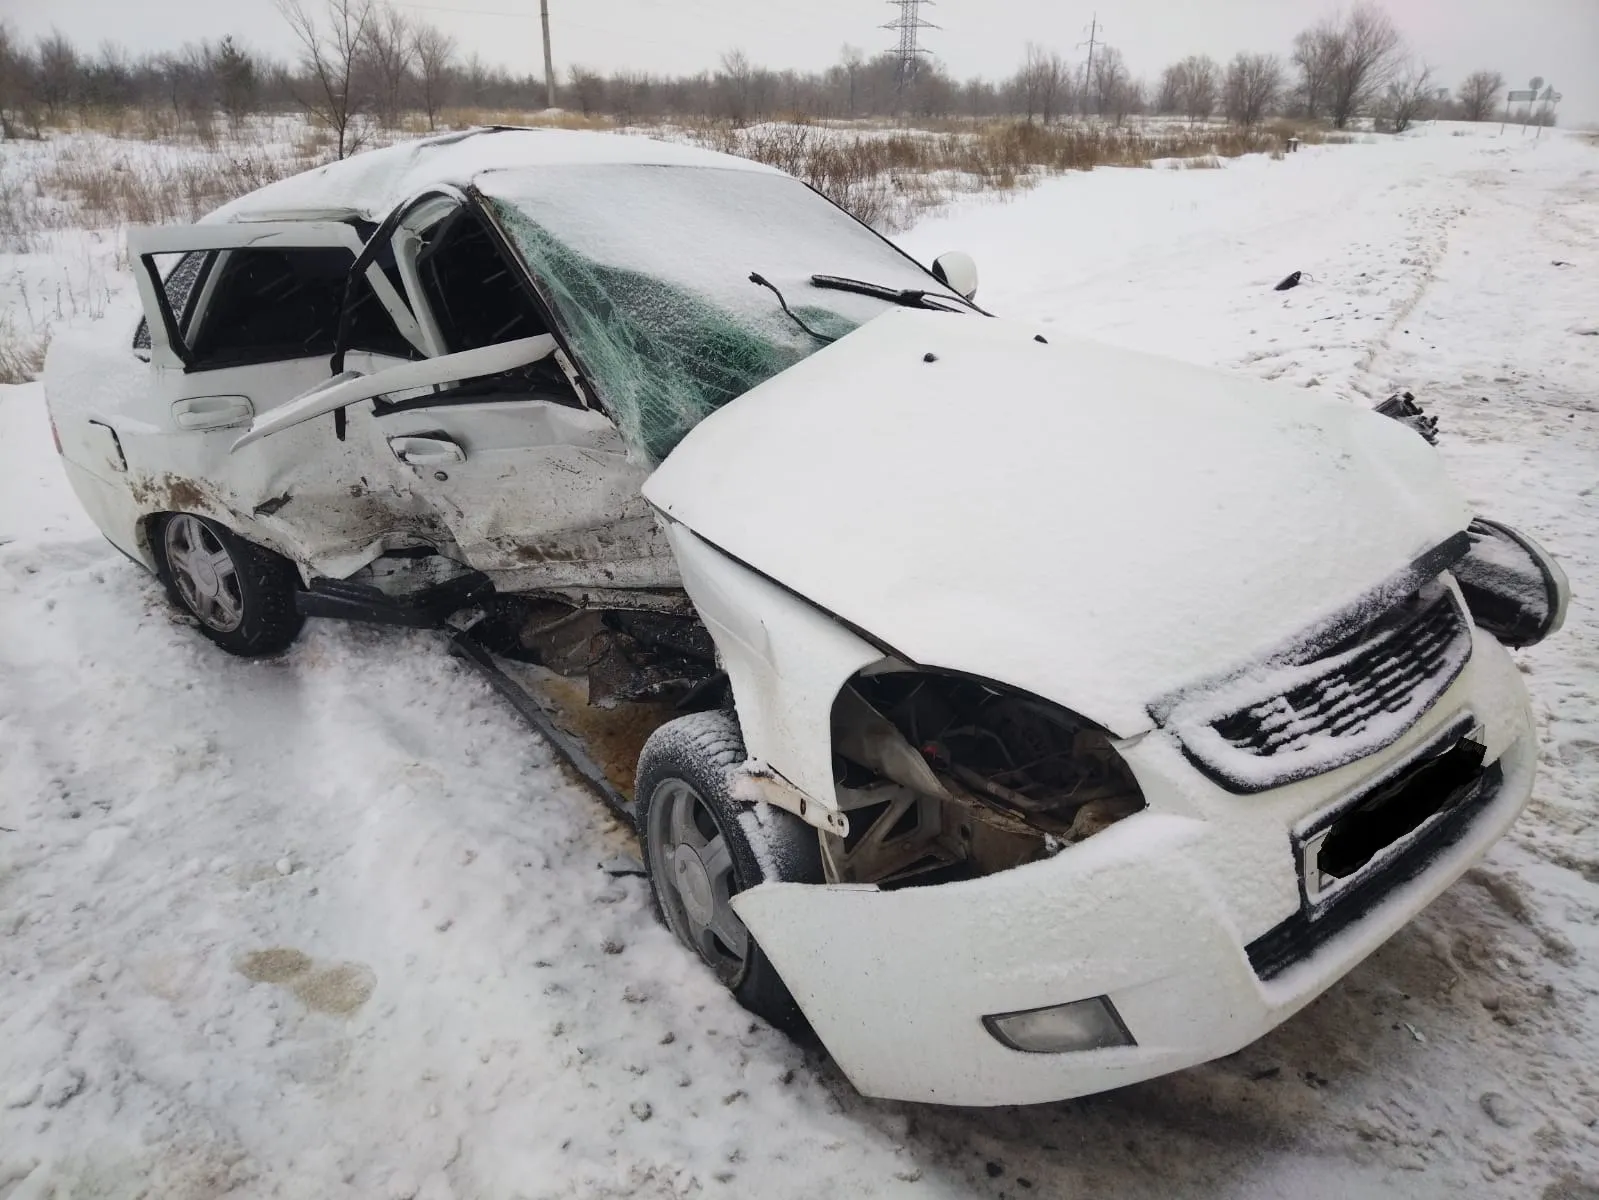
[636,710,823,1036]
[153,513,304,657]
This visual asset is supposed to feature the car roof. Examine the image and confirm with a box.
[203,127,778,225]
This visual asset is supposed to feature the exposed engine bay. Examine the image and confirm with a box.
[825,670,1147,888]
[462,584,1148,888]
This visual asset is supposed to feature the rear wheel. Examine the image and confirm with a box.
[154,513,304,657]
[636,711,822,1035]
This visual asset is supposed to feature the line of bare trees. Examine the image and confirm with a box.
[0,1,1524,149]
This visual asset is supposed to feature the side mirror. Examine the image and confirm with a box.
[931,251,979,302]
[1453,518,1570,648]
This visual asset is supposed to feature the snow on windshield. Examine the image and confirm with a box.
[480,164,950,461]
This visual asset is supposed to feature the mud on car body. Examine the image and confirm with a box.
[43,127,1569,1105]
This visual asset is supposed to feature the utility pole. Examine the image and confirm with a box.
[541,0,556,110]
[882,0,938,95]
[1078,13,1099,115]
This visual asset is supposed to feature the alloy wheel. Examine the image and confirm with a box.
[646,778,751,984]
[164,516,245,633]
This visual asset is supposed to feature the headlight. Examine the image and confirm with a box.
[983,996,1136,1054]
[1453,518,1570,648]
[825,667,1147,887]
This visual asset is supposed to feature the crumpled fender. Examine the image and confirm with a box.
[663,521,879,818]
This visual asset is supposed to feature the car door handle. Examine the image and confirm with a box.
[172,395,254,431]
[390,435,466,466]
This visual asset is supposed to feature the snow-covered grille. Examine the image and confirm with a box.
[1160,581,1473,793]
[1211,593,1466,759]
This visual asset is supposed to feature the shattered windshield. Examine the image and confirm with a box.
[480,164,959,462]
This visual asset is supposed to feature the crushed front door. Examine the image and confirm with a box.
[232,193,679,591]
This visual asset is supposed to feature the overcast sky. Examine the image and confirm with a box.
[5,0,1595,123]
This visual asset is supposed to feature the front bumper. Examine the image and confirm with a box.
[731,629,1536,1106]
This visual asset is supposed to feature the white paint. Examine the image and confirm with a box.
[663,522,881,810]
[647,306,1469,736]
[735,650,1536,1104]
[206,128,776,226]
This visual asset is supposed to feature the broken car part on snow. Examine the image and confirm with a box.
[42,127,1569,1106]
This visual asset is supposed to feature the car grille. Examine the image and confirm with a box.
[1211,592,1466,760]
[1158,578,1474,793]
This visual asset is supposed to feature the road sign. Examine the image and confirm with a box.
[1530,76,1545,90]
[1507,90,1536,102]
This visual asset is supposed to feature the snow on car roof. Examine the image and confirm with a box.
[204,127,776,225]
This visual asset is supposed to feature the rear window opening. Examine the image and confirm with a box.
[186,246,415,370]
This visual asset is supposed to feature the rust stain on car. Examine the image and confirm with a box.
[130,472,215,515]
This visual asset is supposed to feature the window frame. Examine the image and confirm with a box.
[335,186,592,414]
[126,220,426,373]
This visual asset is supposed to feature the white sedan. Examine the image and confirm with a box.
[43,127,1568,1105]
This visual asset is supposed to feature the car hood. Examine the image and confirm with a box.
[643,309,1469,736]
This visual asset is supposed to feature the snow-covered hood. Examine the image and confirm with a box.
[643,309,1470,736]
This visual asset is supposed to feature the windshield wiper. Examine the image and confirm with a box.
[749,272,838,344]
[809,274,967,313]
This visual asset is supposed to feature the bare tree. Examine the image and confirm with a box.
[1090,45,1133,122]
[839,44,865,117]
[1224,52,1283,127]
[411,21,454,130]
[1290,21,1340,120]
[277,0,374,159]
[1176,54,1220,121]
[1327,4,1403,129]
[213,36,258,127]
[364,3,413,127]
[1155,63,1182,115]
[1378,59,1434,132]
[35,30,78,119]
[0,23,32,138]
[715,49,756,125]
[1014,43,1069,124]
[567,64,604,116]
[1457,69,1504,122]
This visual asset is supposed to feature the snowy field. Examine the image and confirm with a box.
[2,121,1597,1197]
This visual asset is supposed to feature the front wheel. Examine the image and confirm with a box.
[153,513,304,657]
[636,711,822,1035]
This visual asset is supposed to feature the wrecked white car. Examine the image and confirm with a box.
[44,128,1569,1106]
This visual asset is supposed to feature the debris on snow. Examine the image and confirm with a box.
[600,854,647,877]
[1481,1091,1525,1129]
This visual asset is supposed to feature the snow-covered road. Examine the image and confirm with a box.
[3,123,1597,1198]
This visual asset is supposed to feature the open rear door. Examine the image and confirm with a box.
[126,220,426,369]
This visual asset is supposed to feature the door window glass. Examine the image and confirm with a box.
[132,250,212,353]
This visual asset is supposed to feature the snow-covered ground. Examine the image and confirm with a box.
[2,122,1597,1198]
